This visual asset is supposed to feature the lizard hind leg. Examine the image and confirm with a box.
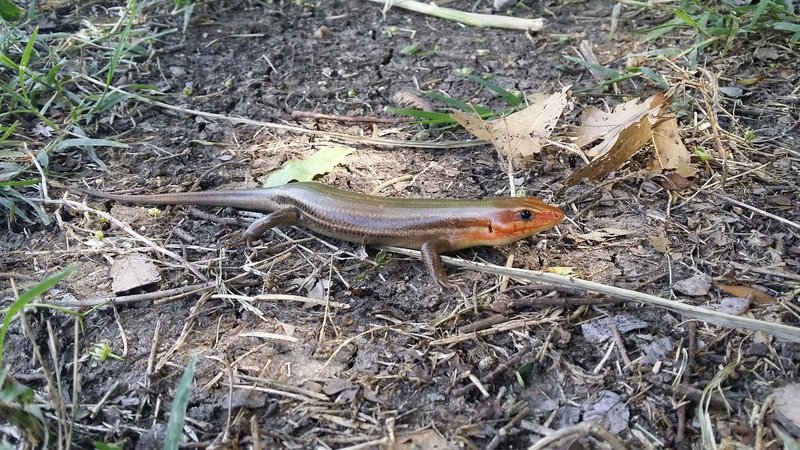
[420,240,456,288]
[239,207,300,246]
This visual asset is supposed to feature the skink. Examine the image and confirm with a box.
[79,182,565,286]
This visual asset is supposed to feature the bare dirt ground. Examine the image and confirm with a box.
[2,0,799,449]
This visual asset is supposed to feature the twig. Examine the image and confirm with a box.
[250,415,261,450]
[37,283,213,307]
[369,0,545,31]
[487,406,530,450]
[431,317,555,346]
[718,195,800,231]
[458,314,508,334]
[506,295,622,309]
[371,175,413,195]
[610,324,632,369]
[146,319,161,387]
[214,293,350,309]
[291,110,406,124]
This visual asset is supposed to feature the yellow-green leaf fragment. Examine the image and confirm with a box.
[262,146,355,188]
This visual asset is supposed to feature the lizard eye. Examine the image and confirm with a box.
[518,209,534,221]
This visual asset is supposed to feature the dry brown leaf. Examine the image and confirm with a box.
[649,235,670,253]
[564,88,699,191]
[574,91,668,155]
[650,115,696,177]
[576,227,637,243]
[661,172,691,191]
[715,283,776,305]
[452,86,569,167]
[398,429,449,450]
[563,114,653,189]
[767,196,793,206]
[110,252,161,294]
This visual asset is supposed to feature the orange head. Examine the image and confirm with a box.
[454,197,565,249]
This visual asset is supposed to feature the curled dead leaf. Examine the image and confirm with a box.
[452,86,570,167]
[715,283,776,305]
[661,172,691,191]
[650,115,696,178]
[564,87,697,192]
[574,91,668,156]
[563,114,654,189]
[648,235,670,253]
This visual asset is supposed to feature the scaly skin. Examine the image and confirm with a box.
[78,181,565,286]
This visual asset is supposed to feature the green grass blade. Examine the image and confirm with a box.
[106,0,139,86]
[387,107,454,122]
[2,187,50,224]
[674,8,709,36]
[425,91,491,114]
[0,0,23,20]
[466,74,522,107]
[17,27,38,103]
[0,178,41,188]
[93,0,143,113]
[0,264,78,367]
[643,17,682,42]
[181,3,194,34]
[564,55,621,79]
[750,0,770,27]
[53,138,128,152]
[637,67,670,89]
[774,21,800,32]
[164,355,197,450]
[0,194,31,223]
[608,2,621,42]
[0,121,19,141]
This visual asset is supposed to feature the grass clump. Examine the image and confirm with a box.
[645,0,800,66]
[0,0,174,226]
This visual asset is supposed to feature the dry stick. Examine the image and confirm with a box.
[38,283,212,307]
[676,320,697,449]
[369,0,545,31]
[382,247,800,342]
[486,406,531,450]
[291,110,407,124]
[79,74,484,150]
[458,314,509,334]
[250,415,261,450]
[610,323,632,369]
[145,320,161,387]
[70,320,80,447]
[692,74,729,182]
[45,321,67,448]
[90,381,121,419]
[39,197,208,281]
[16,310,65,446]
[729,263,800,282]
[214,293,350,309]
[718,195,800,231]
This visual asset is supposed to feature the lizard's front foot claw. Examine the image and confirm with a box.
[220,231,251,248]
